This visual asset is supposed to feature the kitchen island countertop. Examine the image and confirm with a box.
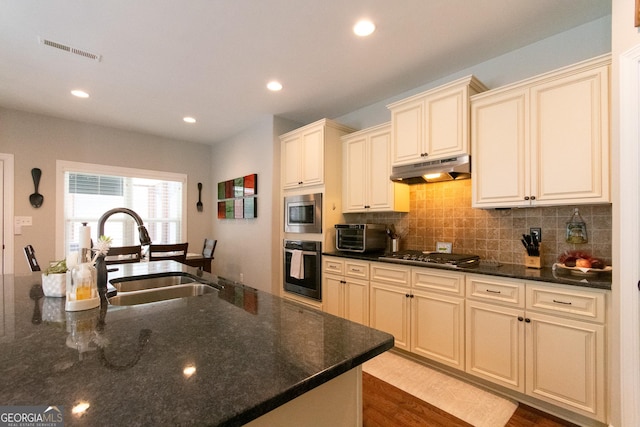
[0,262,393,426]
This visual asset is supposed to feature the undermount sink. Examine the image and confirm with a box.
[108,284,216,306]
[111,273,198,292]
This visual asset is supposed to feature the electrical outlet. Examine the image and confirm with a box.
[530,227,542,242]
[436,242,452,253]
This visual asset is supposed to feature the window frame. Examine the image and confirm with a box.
[55,160,187,260]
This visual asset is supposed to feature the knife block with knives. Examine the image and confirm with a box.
[521,233,542,269]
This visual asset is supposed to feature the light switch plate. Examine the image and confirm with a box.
[436,242,452,253]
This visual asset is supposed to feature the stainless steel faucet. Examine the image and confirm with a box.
[96,208,152,290]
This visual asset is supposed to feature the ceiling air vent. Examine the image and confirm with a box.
[38,37,102,62]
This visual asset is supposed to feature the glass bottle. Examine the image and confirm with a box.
[566,207,588,244]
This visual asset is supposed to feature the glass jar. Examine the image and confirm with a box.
[566,207,588,244]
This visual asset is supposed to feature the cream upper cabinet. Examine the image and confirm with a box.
[388,75,487,166]
[472,55,611,208]
[342,123,409,213]
[281,119,354,190]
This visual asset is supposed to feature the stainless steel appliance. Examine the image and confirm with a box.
[283,240,322,301]
[379,250,480,268]
[390,154,471,184]
[335,224,387,253]
[284,193,322,234]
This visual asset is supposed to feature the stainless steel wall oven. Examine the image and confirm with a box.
[283,240,322,301]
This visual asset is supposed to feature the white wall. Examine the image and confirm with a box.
[210,116,299,294]
[0,107,213,276]
[336,16,611,130]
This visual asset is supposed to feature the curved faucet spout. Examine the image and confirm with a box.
[97,208,152,246]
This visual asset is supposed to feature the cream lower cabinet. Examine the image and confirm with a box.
[322,256,370,326]
[411,268,465,370]
[369,263,465,370]
[369,263,412,349]
[465,275,607,422]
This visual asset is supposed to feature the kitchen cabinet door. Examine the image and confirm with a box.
[389,75,487,166]
[471,55,610,208]
[282,127,324,189]
[390,97,425,166]
[425,83,469,159]
[323,257,369,326]
[526,312,605,421]
[343,278,369,326]
[471,88,530,208]
[342,123,408,213]
[465,300,526,392]
[323,273,344,318]
[281,119,354,190]
[530,64,610,205]
[369,281,410,350]
[412,290,465,370]
[342,135,367,211]
[281,133,304,189]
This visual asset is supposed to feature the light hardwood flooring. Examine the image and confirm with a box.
[363,372,579,427]
[362,351,579,427]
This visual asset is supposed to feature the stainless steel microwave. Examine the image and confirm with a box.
[284,193,322,234]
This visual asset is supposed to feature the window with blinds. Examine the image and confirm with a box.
[58,161,187,256]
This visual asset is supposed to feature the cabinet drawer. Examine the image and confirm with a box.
[370,262,410,288]
[412,268,464,296]
[466,275,524,307]
[323,257,344,275]
[526,284,606,323]
[345,260,369,280]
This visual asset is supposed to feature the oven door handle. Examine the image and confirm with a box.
[284,249,318,256]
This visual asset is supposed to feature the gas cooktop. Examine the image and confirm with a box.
[379,250,480,268]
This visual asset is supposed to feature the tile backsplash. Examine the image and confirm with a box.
[343,179,612,267]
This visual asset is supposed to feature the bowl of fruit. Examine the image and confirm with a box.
[555,251,611,277]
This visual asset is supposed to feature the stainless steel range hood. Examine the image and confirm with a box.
[390,154,471,184]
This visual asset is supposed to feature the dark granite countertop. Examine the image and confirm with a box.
[323,251,612,291]
[0,261,393,426]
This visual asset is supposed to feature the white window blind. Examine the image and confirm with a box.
[57,161,187,257]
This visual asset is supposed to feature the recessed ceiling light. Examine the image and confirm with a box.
[183,117,196,124]
[71,89,89,98]
[267,81,283,91]
[353,20,375,37]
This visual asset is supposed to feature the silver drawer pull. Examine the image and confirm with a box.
[553,299,572,305]
[486,289,501,294]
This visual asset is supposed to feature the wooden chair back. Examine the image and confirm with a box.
[148,243,189,263]
[105,245,142,265]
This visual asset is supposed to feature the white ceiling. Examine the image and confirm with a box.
[0,1,611,145]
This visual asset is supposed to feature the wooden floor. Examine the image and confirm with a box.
[363,372,579,427]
